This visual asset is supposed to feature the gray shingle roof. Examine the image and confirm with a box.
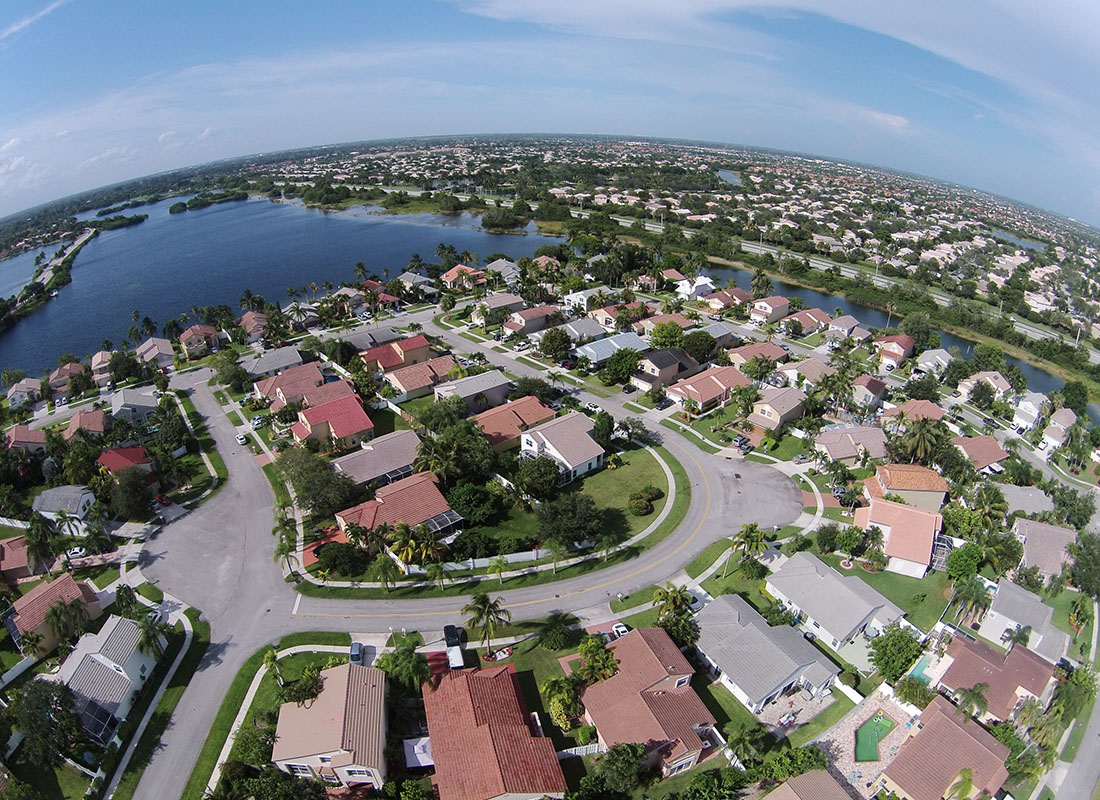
[572,332,649,364]
[524,412,605,469]
[31,485,92,515]
[988,581,1069,662]
[330,429,421,486]
[240,346,304,377]
[435,369,510,399]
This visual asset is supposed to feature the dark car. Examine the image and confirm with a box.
[655,398,673,410]
[621,384,636,394]
[349,642,364,666]
[444,624,463,648]
[739,443,755,455]
[560,359,577,370]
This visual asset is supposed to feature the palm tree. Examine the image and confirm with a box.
[732,522,767,567]
[414,436,459,482]
[885,302,897,328]
[955,683,989,719]
[46,601,72,642]
[902,417,944,465]
[972,484,1008,532]
[273,537,298,574]
[1005,625,1032,650]
[25,512,55,575]
[52,508,79,539]
[372,554,400,592]
[377,640,430,689]
[425,561,450,590]
[1070,595,1093,640]
[489,555,510,585]
[726,723,768,767]
[652,583,691,618]
[545,537,570,574]
[953,575,992,622]
[945,769,975,800]
[263,647,285,685]
[750,268,772,298]
[137,613,170,656]
[462,592,512,652]
[18,629,44,658]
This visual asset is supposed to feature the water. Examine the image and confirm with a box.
[989,228,1045,252]
[0,246,56,298]
[909,653,933,686]
[0,197,561,374]
[715,170,742,187]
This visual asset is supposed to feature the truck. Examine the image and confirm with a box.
[444,624,465,670]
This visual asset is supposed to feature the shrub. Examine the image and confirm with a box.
[839,671,859,688]
[740,556,768,580]
[816,523,839,554]
[628,497,653,516]
[316,542,370,577]
[577,724,596,745]
[632,484,664,502]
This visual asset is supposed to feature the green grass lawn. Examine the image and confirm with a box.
[369,406,409,436]
[227,409,245,427]
[759,435,808,462]
[398,394,436,420]
[817,553,951,632]
[0,635,25,672]
[213,390,230,406]
[660,418,722,453]
[261,463,292,508]
[572,444,668,537]
[72,562,118,590]
[1061,698,1094,761]
[135,582,164,604]
[610,584,660,613]
[475,504,541,548]
[1044,589,1094,661]
[699,570,770,611]
[786,687,855,747]
[693,672,769,740]
[7,750,90,800]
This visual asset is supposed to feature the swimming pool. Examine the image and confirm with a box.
[855,712,897,762]
[909,653,933,686]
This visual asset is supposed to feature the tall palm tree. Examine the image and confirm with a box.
[972,484,1008,532]
[137,614,170,656]
[955,683,989,719]
[652,583,691,618]
[489,555,510,585]
[414,436,459,482]
[25,512,55,575]
[46,601,73,642]
[902,417,944,465]
[18,630,44,658]
[945,769,975,800]
[953,575,992,622]
[885,302,897,328]
[732,522,768,567]
[1004,625,1032,650]
[263,647,284,685]
[426,561,450,590]
[273,537,298,574]
[372,554,400,592]
[462,592,512,652]
[750,268,772,298]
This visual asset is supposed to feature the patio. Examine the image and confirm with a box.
[836,636,875,673]
[814,689,916,798]
[756,686,836,740]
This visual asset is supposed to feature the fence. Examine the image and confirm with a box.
[0,517,28,530]
[557,743,603,760]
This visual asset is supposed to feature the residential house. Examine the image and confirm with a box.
[977,580,1070,664]
[291,395,374,449]
[1013,391,1046,432]
[519,412,605,484]
[31,485,96,535]
[630,348,699,392]
[111,388,160,426]
[726,341,787,368]
[331,429,420,488]
[530,317,605,347]
[853,498,943,578]
[0,536,41,582]
[660,268,687,283]
[474,397,555,452]
[634,313,696,339]
[571,332,649,366]
[765,552,904,650]
[778,308,831,336]
[3,574,102,654]
[470,293,525,326]
[779,358,834,392]
[282,302,320,330]
[359,335,434,374]
[1043,407,1078,451]
[90,350,113,387]
[440,264,485,290]
[386,355,457,399]
[502,305,561,337]
[63,409,109,442]
[1013,518,1076,581]
[827,314,861,338]
[238,310,268,343]
[674,275,716,301]
[666,366,749,412]
[532,254,560,274]
[49,362,89,393]
[330,286,366,316]
[296,379,356,411]
[5,377,40,408]
[581,628,718,777]
[361,279,401,310]
[695,320,739,349]
[5,424,46,455]
[749,296,790,324]
[703,287,753,311]
[952,435,1010,473]
[880,696,1009,800]
[397,270,438,300]
[240,346,303,379]
[959,371,1013,402]
[483,257,521,286]
[749,386,806,431]
[347,326,402,351]
[915,347,954,376]
[873,333,915,370]
[589,301,652,330]
[766,771,851,800]
[422,665,567,800]
[136,337,176,371]
[695,595,838,714]
[179,324,220,359]
[937,636,1056,723]
[51,615,158,743]
[881,398,946,428]
[334,472,461,540]
[254,363,325,409]
[851,374,888,410]
[271,664,387,789]
[563,286,616,313]
[434,370,511,414]
[813,426,888,465]
[863,463,948,511]
[97,446,154,478]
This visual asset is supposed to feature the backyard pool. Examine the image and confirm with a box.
[854,712,897,762]
[909,654,933,686]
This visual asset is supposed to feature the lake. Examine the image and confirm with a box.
[716,170,742,187]
[989,228,1045,252]
[0,245,56,299]
[0,196,562,374]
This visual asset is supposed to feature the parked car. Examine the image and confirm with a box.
[1016,426,1026,435]
[655,398,673,410]
[514,341,531,352]
[250,415,269,429]
[560,359,577,370]
[584,402,603,414]
[611,622,630,639]
[739,443,754,455]
[66,547,86,560]
[732,435,749,447]
[154,493,172,506]
[793,454,810,464]
[832,486,848,498]
[349,642,365,666]
[444,624,463,648]
[708,313,724,321]
[235,433,248,445]
[688,594,706,614]
[621,384,636,394]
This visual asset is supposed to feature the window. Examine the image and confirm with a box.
[319,757,332,764]
[287,764,312,777]
[346,768,371,777]
[667,759,692,775]
[675,676,689,689]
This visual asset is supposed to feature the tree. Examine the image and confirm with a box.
[137,613,170,656]
[599,348,640,385]
[658,612,700,647]
[11,680,83,766]
[592,411,614,449]
[446,482,498,526]
[538,612,576,651]
[952,574,992,621]
[1004,625,1032,650]
[515,456,561,500]
[24,512,55,575]
[836,527,863,564]
[462,592,511,652]
[972,484,1008,532]
[376,640,430,690]
[576,634,620,683]
[263,647,284,686]
[510,376,555,404]
[281,662,323,706]
[741,354,774,383]
[652,582,691,618]
[538,494,603,548]
[955,683,989,719]
[273,536,299,574]
[372,554,400,592]
[968,380,995,410]
[539,327,572,361]
[595,742,648,793]
[732,522,767,569]
[945,769,974,800]
[1063,380,1089,417]
[868,622,922,683]
[275,448,357,517]
[750,268,772,298]
[110,465,153,520]
[682,330,717,363]
[239,767,328,800]
[649,321,684,349]
[900,417,946,465]
[233,722,277,766]
[946,542,984,581]
[426,561,451,590]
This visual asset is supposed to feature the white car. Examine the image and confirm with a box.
[611,622,630,639]
[66,547,86,560]
[235,433,248,445]
[584,402,603,414]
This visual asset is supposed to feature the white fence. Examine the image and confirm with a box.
[557,743,603,759]
[0,517,28,530]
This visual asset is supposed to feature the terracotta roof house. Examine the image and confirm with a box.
[387,355,458,399]
[880,696,1009,800]
[634,313,696,338]
[135,337,175,370]
[766,552,904,650]
[630,348,699,392]
[532,254,560,273]
[178,324,219,359]
[423,665,566,800]
[581,628,718,777]
[937,636,1056,722]
[959,371,1013,402]
[519,412,605,485]
[851,374,888,409]
[750,296,790,324]
[5,377,40,408]
[97,446,154,477]
[3,574,101,654]
[727,341,788,368]
[474,396,555,452]
[695,595,838,714]
[359,335,434,374]
[296,378,356,411]
[0,535,40,581]
[271,664,388,789]
[90,350,113,387]
[854,498,943,578]
[977,580,1069,664]
[813,426,888,465]
[63,409,109,442]
[5,424,46,455]
[766,771,851,800]
[334,472,461,538]
[571,332,649,366]
[660,268,686,282]
[779,307,831,335]
[863,463,948,512]
[254,362,325,406]
[779,358,834,391]
[434,370,512,414]
[501,305,561,337]
[440,264,486,290]
[291,395,374,449]
[666,366,749,412]
[952,435,1010,473]
[331,429,420,487]
[470,293,525,326]
[873,333,915,368]
[749,386,806,431]
[361,279,401,308]
[48,361,89,393]
[1013,518,1076,580]
[704,287,753,310]
[588,301,653,330]
[238,310,268,343]
[882,398,946,427]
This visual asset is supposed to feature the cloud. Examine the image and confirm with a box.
[0,138,20,153]
[0,0,71,41]
[77,145,139,171]
[157,130,176,142]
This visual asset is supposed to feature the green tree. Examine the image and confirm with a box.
[263,647,284,686]
[576,635,620,683]
[972,484,1008,532]
[868,622,923,683]
[649,321,684,350]
[952,575,992,621]
[514,456,561,500]
[371,554,400,593]
[592,411,615,449]
[946,542,984,581]
[11,680,84,766]
[137,613,170,656]
[954,683,989,719]
[462,592,511,652]
[968,380,995,410]
[732,522,767,569]
[376,640,430,690]
[595,742,648,793]
[652,582,691,618]
[538,494,603,548]
[682,330,717,363]
[1062,381,1089,416]
[539,327,572,361]
[598,348,640,385]
[750,268,772,298]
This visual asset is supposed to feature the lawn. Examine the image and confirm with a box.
[1061,698,1094,762]
[7,750,90,800]
[571,444,668,537]
[693,672,769,740]
[475,504,541,549]
[227,410,246,427]
[686,539,733,579]
[398,394,436,421]
[660,418,721,454]
[136,582,164,604]
[1044,588,1094,661]
[786,687,855,747]
[699,570,770,612]
[0,634,25,672]
[610,584,660,613]
[261,463,293,508]
[757,434,808,462]
[817,553,951,632]
[369,406,409,437]
[72,563,118,590]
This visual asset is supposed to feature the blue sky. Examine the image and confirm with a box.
[2,0,1099,226]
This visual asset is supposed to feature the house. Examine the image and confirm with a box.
[666,366,750,412]
[97,446,154,477]
[49,362,89,392]
[915,347,954,376]
[564,286,616,313]
[630,348,699,392]
[779,358,834,391]
[532,254,560,274]
[1013,391,1046,432]
[674,275,716,301]
[398,270,438,299]
[240,346,303,379]
[588,301,652,330]
[530,317,605,347]
[51,615,158,743]
[63,409,109,442]
[881,398,946,427]
[346,326,403,351]
[661,268,687,283]
[334,472,461,538]
[111,388,159,426]
[959,371,1013,402]
[1043,407,1078,451]
[282,302,320,330]
[749,386,806,431]
[422,665,567,800]
[749,296,790,324]
[873,333,915,370]
[3,574,101,655]
[5,424,46,455]
[474,397,555,452]
[827,315,861,337]
[483,257,521,286]
[726,341,787,368]
[5,377,40,408]
[31,485,96,535]
[977,580,1070,663]
[361,279,401,310]
[580,628,718,777]
[470,293,525,326]
[271,664,387,789]
[778,308,831,335]
[695,320,739,349]
[434,370,511,414]
[179,324,220,359]
[520,412,605,484]
[386,355,457,399]
[330,286,366,316]
[765,552,904,650]
[90,350,113,387]
[813,426,888,464]
[634,313,696,338]
[136,337,176,370]
[863,463,948,512]
[937,636,1056,723]
[501,305,561,337]
[440,264,485,290]
[359,335,434,374]
[254,362,325,409]
[851,374,888,409]
[704,287,753,311]
[571,332,649,366]
[238,310,268,343]
[695,595,838,714]
[880,696,1009,800]
[952,435,1010,473]
[854,498,943,578]
[291,395,374,449]
[0,535,41,581]
[296,379,356,411]
[331,430,420,488]
[1013,518,1076,581]
[765,771,851,800]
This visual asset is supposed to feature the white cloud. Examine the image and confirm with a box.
[0,138,20,153]
[0,0,72,41]
[157,130,176,142]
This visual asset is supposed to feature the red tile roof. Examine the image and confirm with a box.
[336,472,451,530]
[301,395,373,440]
[63,409,109,441]
[474,396,556,448]
[255,362,324,401]
[300,378,355,408]
[854,498,941,566]
[12,574,98,634]
[875,463,949,493]
[97,446,151,473]
[882,398,946,421]
[0,536,30,574]
[180,324,217,345]
[952,435,1010,470]
[666,366,749,405]
[360,335,432,370]
[423,666,566,800]
[6,424,46,448]
[441,265,485,285]
[940,637,1055,720]
[388,355,457,393]
[238,310,268,336]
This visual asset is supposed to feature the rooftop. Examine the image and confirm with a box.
[940,636,1055,720]
[330,429,421,486]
